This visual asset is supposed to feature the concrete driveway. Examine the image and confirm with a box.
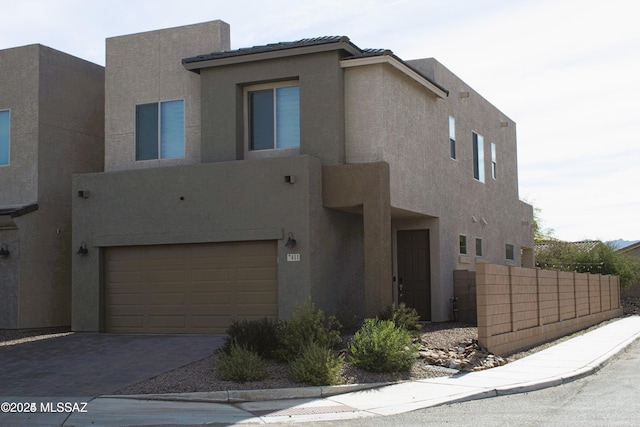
[0,333,224,397]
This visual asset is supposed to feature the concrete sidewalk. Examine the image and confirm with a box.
[4,316,640,426]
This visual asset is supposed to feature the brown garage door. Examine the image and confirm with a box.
[105,241,277,333]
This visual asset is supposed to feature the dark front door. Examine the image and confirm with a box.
[397,229,431,320]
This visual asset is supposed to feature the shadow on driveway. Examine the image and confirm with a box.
[0,333,224,397]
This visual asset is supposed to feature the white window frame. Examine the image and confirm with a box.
[459,235,468,255]
[448,116,456,160]
[0,109,10,166]
[491,142,497,179]
[473,132,485,183]
[134,99,185,161]
[244,80,300,160]
[505,244,515,261]
[475,237,483,257]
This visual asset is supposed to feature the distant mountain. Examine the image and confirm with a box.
[608,239,640,250]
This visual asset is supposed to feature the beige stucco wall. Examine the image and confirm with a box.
[0,45,104,329]
[104,20,230,172]
[344,58,534,320]
[0,45,40,206]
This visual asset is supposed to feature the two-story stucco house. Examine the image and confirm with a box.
[72,20,534,333]
[0,44,104,329]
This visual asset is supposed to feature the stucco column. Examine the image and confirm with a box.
[322,162,392,317]
[362,181,392,317]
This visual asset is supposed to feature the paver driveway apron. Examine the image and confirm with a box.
[0,333,223,396]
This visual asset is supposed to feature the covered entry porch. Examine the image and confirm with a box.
[323,162,439,320]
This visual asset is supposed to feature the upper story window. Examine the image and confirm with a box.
[0,110,9,166]
[135,100,185,161]
[472,132,485,183]
[459,235,468,255]
[246,81,300,157]
[491,142,497,179]
[448,116,456,159]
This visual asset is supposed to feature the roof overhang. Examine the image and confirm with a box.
[341,55,448,99]
[0,202,38,230]
[183,39,362,72]
[0,202,38,218]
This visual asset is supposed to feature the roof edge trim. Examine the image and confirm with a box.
[183,40,361,71]
[341,55,448,99]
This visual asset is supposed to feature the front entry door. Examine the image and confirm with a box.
[397,229,431,320]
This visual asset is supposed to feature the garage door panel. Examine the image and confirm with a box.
[190,315,230,330]
[148,293,186,306]
[108,270,146,284]
[147,270,187,282]
[237,267,277,281]
[108,293,145,306]
[109,315,144,329]
[190,292,232,305]
[191,269,231,282]
[105,241,277,333]
[148,315,186,328]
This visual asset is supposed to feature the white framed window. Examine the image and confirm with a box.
[135,100,185,161]
[0,110,9,166]
[491,142,497,179]
[472,132,485,182]
[245,81,300,159]
[476,238,483,257]
[505,244,515,261]
[459,235,468,255]
[449,116,456,159]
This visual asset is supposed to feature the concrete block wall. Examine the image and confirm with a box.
[476,263,623,355]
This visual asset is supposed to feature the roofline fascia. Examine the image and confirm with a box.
[618,241,640,253]
[340,55,449,99]
[183,41,362,71]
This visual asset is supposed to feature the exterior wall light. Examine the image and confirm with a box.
[0,243,9,258]
[77,241,89,256]
[285,232,297,249]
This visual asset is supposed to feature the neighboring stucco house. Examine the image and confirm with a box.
[72,21,534,333]
[0,44,104,329]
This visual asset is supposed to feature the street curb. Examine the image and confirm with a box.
[102,382,388,404]
[495,333,640,396]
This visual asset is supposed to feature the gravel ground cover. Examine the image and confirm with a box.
[1,296,638,395]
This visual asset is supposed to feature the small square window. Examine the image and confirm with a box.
[0,110,9,166]
[135,100,185,161]
[459,235,468,255]
[476,238,483,257]
[505,244,515,260]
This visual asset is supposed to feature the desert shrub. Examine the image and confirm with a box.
[216,342,267,382]
[275,299,342,361]
[348,318,417,373]
[288,341,344,386]
[221,318,279,358]
[378,303,422,336]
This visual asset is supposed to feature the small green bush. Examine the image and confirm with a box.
[221,318,279,358]
[216,343,267,382]
[275,299,342,361]
[348,318,417,373]
[378,303,422,337]
[288,342,344,386]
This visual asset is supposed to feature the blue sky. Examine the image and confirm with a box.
[2,0,638,242]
